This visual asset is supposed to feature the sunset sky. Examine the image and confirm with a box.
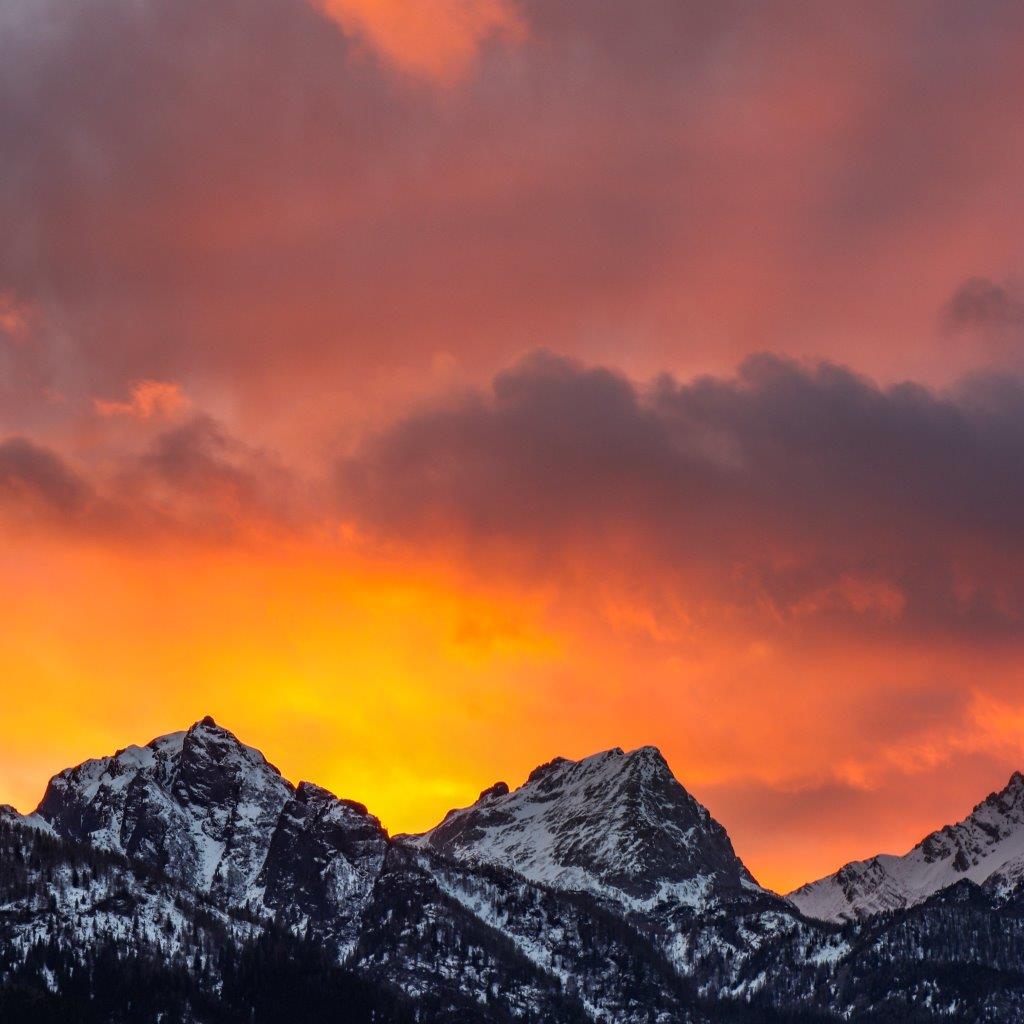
[4,0,1024,894]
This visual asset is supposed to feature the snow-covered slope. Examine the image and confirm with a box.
[33,716,388,947]
[405,745,770,916]
[789,771,1024,921]
[985,849,1024,900]
[0,806,264,990]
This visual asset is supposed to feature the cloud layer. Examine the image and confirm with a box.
[343,351,1024,640]
[5,0,1024,441]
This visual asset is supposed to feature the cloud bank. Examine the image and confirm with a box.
[342,351,1024,639]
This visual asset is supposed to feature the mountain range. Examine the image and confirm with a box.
[4,716,1024,1022]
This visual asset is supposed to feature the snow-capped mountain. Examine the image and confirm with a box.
[33,716,388,950]
[37,717,292,894]
[1,724,724,1024]
[405,745,771,918]
[6,718,1024,1023]
[788,771,1024,921]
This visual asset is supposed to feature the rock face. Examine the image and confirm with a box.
[34,716,388,947]
[788,771,1024,921]
[259,782,387,948]
[405,745,768,916]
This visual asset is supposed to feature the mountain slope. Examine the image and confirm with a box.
[405,745,770,918]
[0,811,423,1024]
[788,771,1024,921]
[352,845,714,1024]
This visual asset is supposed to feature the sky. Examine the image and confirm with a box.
[3,0,1024,893]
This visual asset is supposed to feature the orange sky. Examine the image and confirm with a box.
[3,0,1024,894]
[3,525,1023,893]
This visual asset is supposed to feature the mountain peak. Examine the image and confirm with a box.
[478,781,510,801]
[186,714,231,740]
[182,714,261,750]
[995,769,1024,801]
[35,719,294,897]
[406,744,767,915]
[179,716,281,775]
[789,768,1024,921]
[522,745,668,788]
[525,755,571,784]
[624,743,671,772]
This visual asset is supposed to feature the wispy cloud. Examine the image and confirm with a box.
[94,380,190,420]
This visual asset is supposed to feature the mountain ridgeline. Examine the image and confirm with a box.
[4,717,1024,1022]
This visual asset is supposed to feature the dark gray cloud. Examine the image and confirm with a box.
[342,351,1024,634]
[142,417,281,500]
[0,416,298,542]
[0,436,92,515]
[944,277,1024,333]
[9,345,1024,636]
[117,416,303,540]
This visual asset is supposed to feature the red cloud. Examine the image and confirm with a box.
[311,0,525,81]
[0,291,32,340]
[94,380,190,421]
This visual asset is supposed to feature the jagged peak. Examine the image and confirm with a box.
[406,739,768,913]
[577,743,669,767]
[988,769,1024,802]
[478,781,510,801]
[624,744,672,773]
[526,755,571,784]
[184,715,247,747]
[416,744,678,834]
[179,716,285,777]
[295,780,371,814]
[60,716,247,775]
[36,718,289,819]
[922,768,1024,843]
[293,781,384,832]
[523,744,671,786]
[789,767,1024,922]
[296,780,337,802]
[630,744,666,758]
